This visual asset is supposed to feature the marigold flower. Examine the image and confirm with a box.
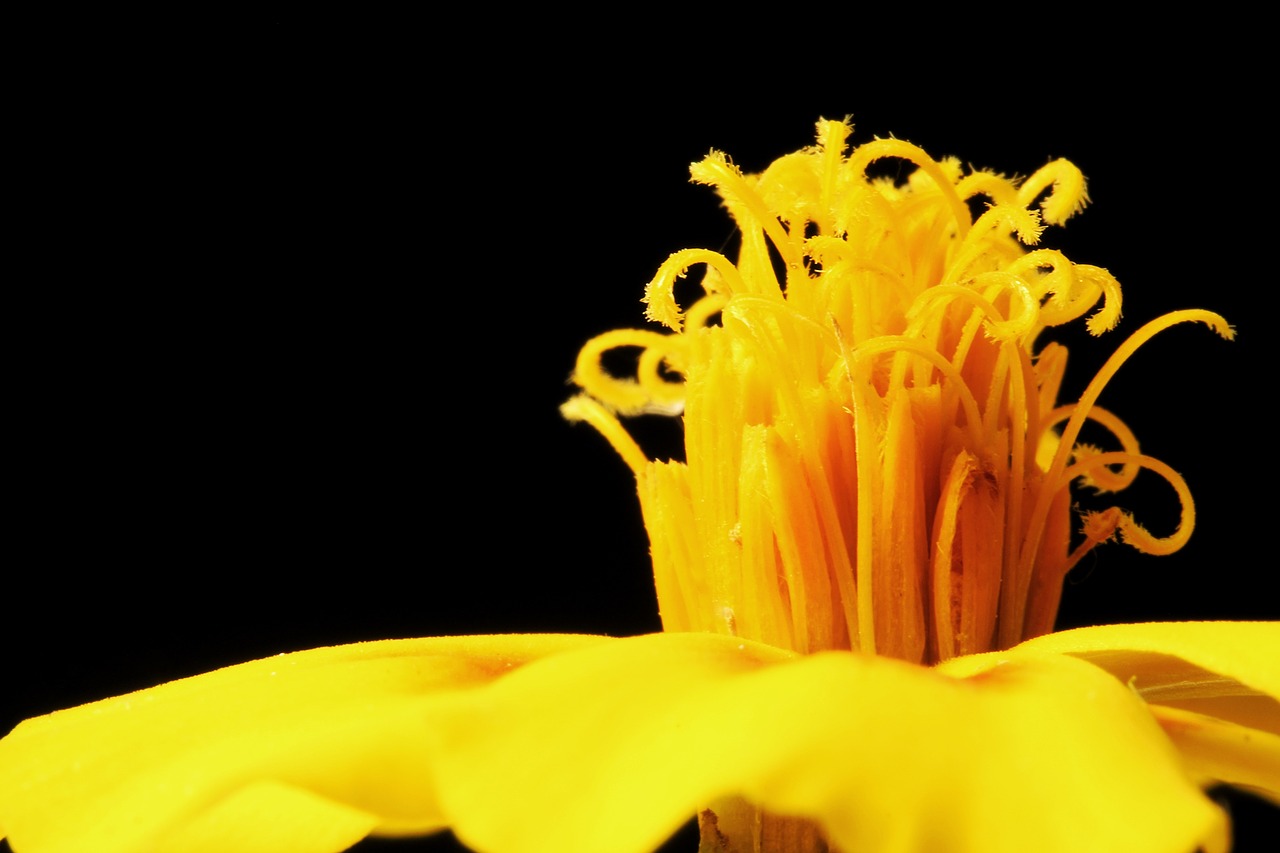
[1,118,1275,853]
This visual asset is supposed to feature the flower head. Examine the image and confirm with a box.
[0,118,1274,853]
[564,117,1233,662]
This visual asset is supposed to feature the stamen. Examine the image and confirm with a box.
[1016,158,1089,226]
[565,119,1229,664]
[843,138,974,240]
[943,204,1045,286]
[572,329,685,416]
[644,249,744,332]
[1014,310,1234,641]
[1043,405,1142,493]
[1055,452,1195,557]
[845,336,986,451]
[560,395,649,477]
[690,151,802,270]
[1035,310,1232,533]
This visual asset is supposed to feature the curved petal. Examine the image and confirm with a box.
[0,634,605,853]
[939,622,1280,803]
[1147,704,1280,804]
[423,632,1226,853]
[1008,621,1280,698]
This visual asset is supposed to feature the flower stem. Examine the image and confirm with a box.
[699,798,834,853]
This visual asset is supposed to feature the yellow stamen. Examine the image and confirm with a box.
[565,118,1230,664]
[559,395,648,477]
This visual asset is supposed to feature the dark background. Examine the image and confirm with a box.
[6,20,1274,852]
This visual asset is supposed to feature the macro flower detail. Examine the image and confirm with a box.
[2,119,1276,853]
[1,626,1275,853]
[564,117,1227,662]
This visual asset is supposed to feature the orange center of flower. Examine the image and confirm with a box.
[563,118,1232,665]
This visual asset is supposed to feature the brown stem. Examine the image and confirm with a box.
[698,798,834,853]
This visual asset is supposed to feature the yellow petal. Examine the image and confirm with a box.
[0,634,604,853]
[1147,703,1280,805]
[423,632,1226,853]
[939,623,1280,711]
[985,621,1280,803]
[1007,621,1280,697]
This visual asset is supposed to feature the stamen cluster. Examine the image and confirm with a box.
[564,118,1231,663]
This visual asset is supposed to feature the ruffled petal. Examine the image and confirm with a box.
[1147,704,1280,805]
[0,634,604,853]
[986,621,1280,802]
[422,632,1226,853]
[4,628,1261,853]
[1004,621,1280,698]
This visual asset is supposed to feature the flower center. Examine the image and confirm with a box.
[564,118,1232,664]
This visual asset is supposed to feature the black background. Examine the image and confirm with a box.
[6,18,1275,852]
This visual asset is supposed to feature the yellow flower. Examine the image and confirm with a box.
[1,119,1276,853]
